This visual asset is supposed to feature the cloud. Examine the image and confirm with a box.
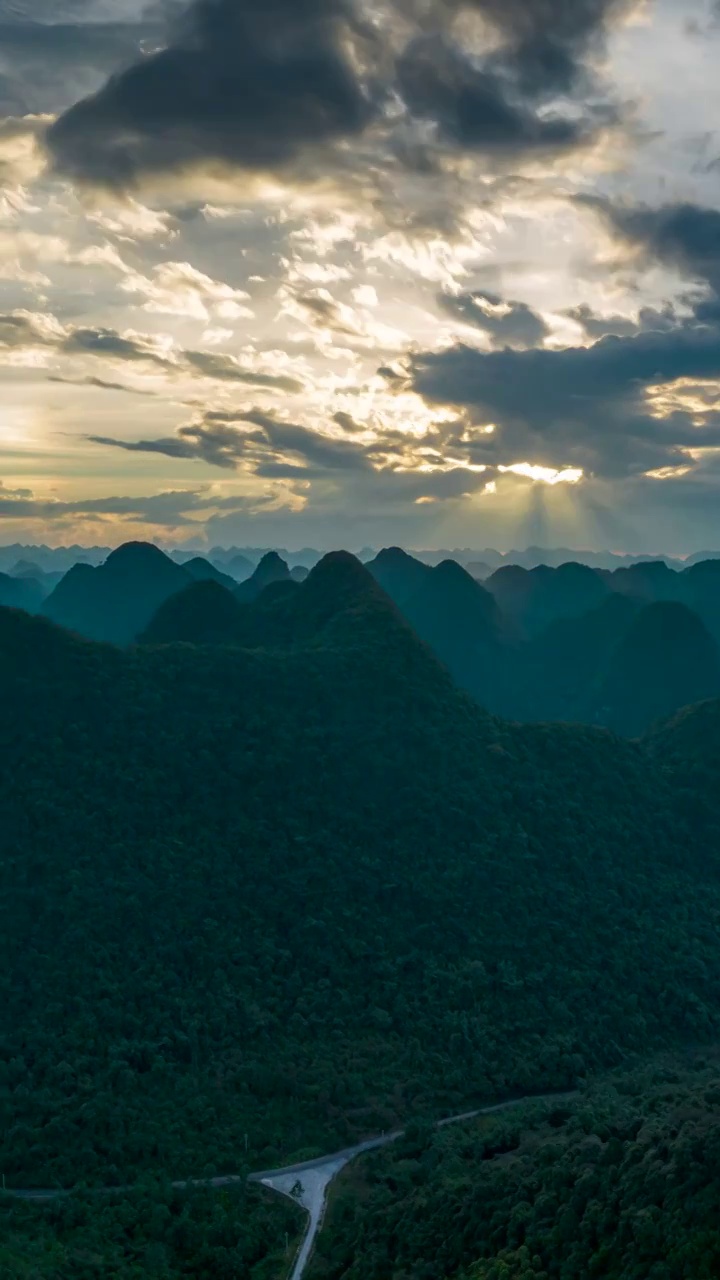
[0,307,305,391]
[577,198,720,343]
[393,0,630,166]
[396,37,597,160]
[183,350,304,391]
[46,0,373,188]
[61,325,173,366]
[0,13,161,115]
[86,199,177,242]
[89,407,373,473]
[47,373,158,397]
[0,484,217,527]
[406,322,720,480]
[0,114,49,188]
[118,259,254,321]
[0,478,32,500]
[438,288,550,348]
[0,308,65,348]
[462,0,633,95]
[241,408,372,470]
[579,197,720,295]
[285,286,361,337]
[45,0,633,193]
[567,302,680,341]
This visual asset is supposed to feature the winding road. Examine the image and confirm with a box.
[5,1093,575,1280]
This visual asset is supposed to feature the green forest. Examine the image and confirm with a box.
[1,1183,301,1280]
[3,551,720,1275]
[310,1055,720,1280]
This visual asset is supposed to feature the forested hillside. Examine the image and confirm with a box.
[11,539,720,732]
[3,554,720,1201]
[310,1055,720,1280]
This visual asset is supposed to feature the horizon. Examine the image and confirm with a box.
[4,536,720,567]
[3,2,720,549]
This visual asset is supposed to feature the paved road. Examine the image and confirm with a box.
[5,1092,575,1280]
[250,1093,575,1280]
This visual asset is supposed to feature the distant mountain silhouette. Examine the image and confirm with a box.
[589,601,720,736]
[402,559,502,700]
[485,564,535,634]
[527,562,609,632]
[285,551,407,649]
[42,541,191,645]
[182,557,237,591]
[235,550,290,602]
[10,559,44,578]
[680,559,720,642]
[487,562,608,636]
[10,561,64,597]
[141,552,405,654]
[30,539,720,735]
[0,570,44,614]
[140,580,247,645]
[609,559,680,602]
[223,552,255,582]
[508,593,640,721]
[367,546,431,607]
[466,561,492,580]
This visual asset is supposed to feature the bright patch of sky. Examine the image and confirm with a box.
[1,0,720,550]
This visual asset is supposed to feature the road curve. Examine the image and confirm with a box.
[4,1092,575,1280]
[248,1092,575,1280]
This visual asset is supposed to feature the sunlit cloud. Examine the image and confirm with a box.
[1,0,720,548]
[499,463,585,485]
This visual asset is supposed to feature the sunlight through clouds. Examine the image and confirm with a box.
[0,0,720,547]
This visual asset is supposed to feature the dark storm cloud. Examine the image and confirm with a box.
[567,302,680,341]
[407,323,720,479]
[580,198,720,294]
[396,38,592,157]
[45,0,633,187]
[46,0,373,187]
[464,0,632,94]
[393,0,626,162]
[438,288,549,348]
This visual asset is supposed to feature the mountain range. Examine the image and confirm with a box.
[22,538,720,736]
[4,547,720,1273]
[3,540,720,577]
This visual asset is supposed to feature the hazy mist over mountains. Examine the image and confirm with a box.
[3,543,720,576]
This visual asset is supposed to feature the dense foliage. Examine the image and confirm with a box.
[310,1056,720,1280]
[4,557,720,1183]
[5,550,720,1274]
[0,1182,301,1280]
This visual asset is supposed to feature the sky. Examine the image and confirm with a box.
[2,0,720,551]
